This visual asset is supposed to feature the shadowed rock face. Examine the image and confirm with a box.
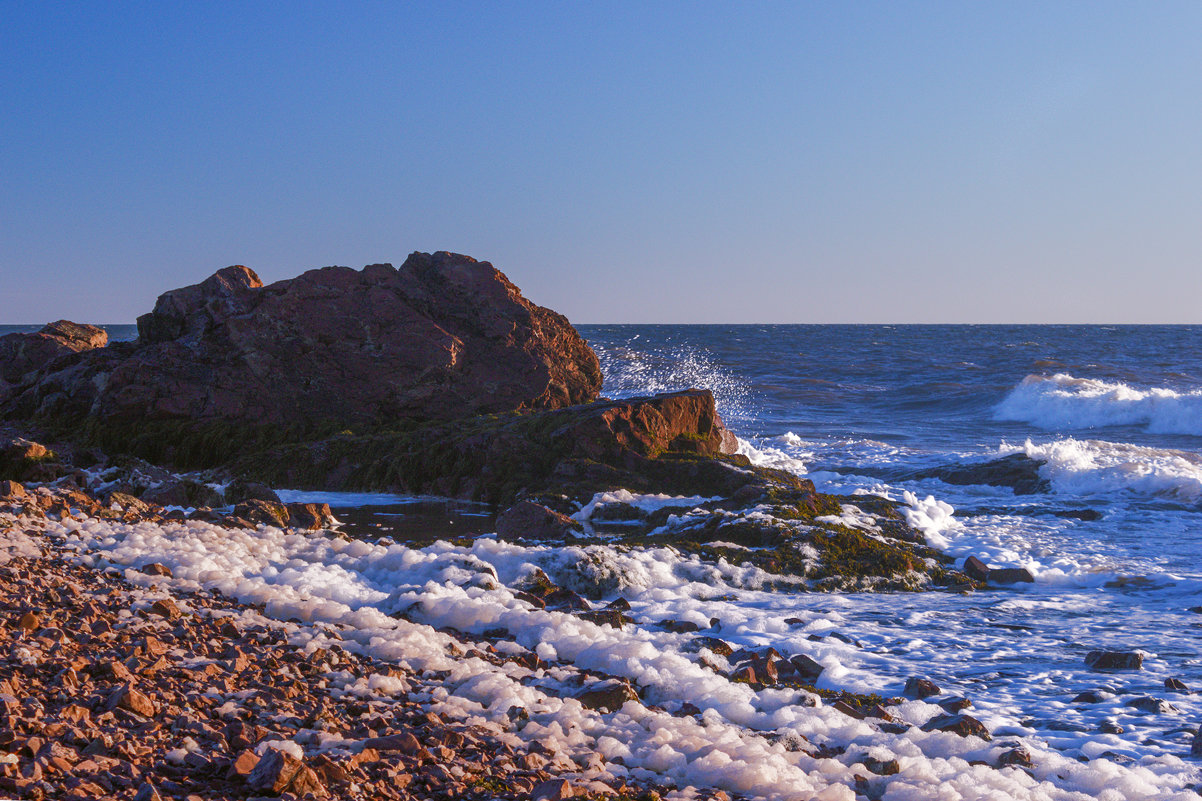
[8,252,602,427]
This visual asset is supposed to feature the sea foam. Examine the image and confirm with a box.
[995,373,1202,435]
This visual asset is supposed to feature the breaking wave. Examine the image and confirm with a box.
[995,373,1202,435]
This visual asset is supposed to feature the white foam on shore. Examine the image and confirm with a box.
[31,511,1202,800]
[996,373,1202,436]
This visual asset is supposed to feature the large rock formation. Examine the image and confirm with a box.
[0,321,107,404]
[5,252,602,430]
[228,389,745,504]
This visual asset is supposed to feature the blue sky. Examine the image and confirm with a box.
[3,2,1201,323]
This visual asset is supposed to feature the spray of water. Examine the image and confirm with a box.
[592,342,757,429]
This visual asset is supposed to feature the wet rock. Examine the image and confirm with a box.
[1125,696,1179,714]
[904,677,941,699]
[1072,690,1109,703]
[496,501,581,540]
[1085,650,1143,670]
[1099,720,1124,734]
[141,563,173,578]
[285,502,337,530]
[863,756,900,775]
[233,499,290,527]
[921,713,991,740]
[989,567,1035,584]
[909,453,1049,495]
[788,654,826,683]
[1192,724,1202,756]
[963,556,990,582]
[1165,677,1191,692]
[939,696,972,713]
[576,680,639,712]
[997,747,1033,768]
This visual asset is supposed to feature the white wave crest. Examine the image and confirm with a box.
[1003,437,1202,503]
[995,373,1202,435]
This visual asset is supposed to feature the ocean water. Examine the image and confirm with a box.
[581,325,1202,765]
[10,321,1202,797]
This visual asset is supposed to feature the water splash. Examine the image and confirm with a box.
[592,342,757,428]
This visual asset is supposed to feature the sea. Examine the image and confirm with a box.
[9,322,1202,799]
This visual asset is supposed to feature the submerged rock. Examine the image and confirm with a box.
[1085,650,1144,671]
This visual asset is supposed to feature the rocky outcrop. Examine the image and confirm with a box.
[5,253,601,430]
[227,389,744,505]
[0,321,107,404]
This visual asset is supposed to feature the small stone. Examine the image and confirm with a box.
[864,757,900,775]
[148,598,180,620]
[1165,677,1190,692]
[921,713,991,741]
[17,612,39,632]
[1085,650,1143,670]
[576,680,639,712]
[904,677,940,699]
[1192,724,1202,756]
[532,778,576,801]
[141,563,172,578]
[247,747,303,794]
[939,696,972,713]
[364,732,422,754]
[1072,690,1107,703]
[832,700,865,720]
[229,750,260,778]
[997,747,1033,768]
[107,684,157,718]
[1099,720,1124,734]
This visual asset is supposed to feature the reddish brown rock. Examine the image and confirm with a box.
[233,499,289,528]
[246,747,302,793]
[0,321,107,403]
[285,502,337,530]
[921,713,991,740]
[107,684,157,718]
[11,254,602,434]
[576,680,639,712]
[141,563,173,578]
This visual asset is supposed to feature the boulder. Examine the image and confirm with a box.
[1085,650,1143,671]
[233,499,290,528]
[496,500,581,540]
[989,567,1035,584]
[963,556,990,582]
[228,388,752,506]
[0,320,107,403]
[286,502,337,530]
[8,254,602,439]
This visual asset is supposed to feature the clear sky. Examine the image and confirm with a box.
[3,2,1201,324]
